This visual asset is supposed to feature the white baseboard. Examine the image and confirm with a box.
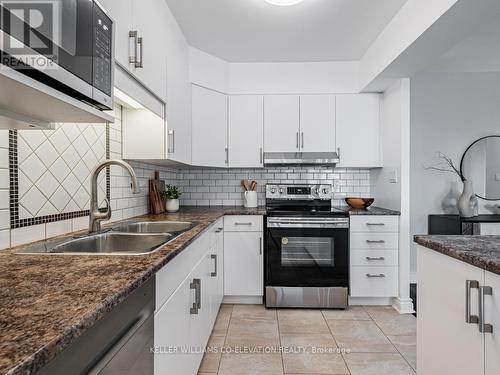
[410,272,417,283]
[392,297,415,314]
[223,296,263,304]
[349,297,393,306]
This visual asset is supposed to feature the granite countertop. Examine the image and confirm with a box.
[414,235,500,276]
[0,206,265,375]
[341,206,401,216]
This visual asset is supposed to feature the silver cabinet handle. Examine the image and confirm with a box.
[296,132,299,149]
[465,280,479,324]
[301,132,304,149]
[366,274,386,278]
[366,257,385,261]
[189,278,201,314]
[479,285,493,333]
[137,37,144,68]
[337,147,341,159]
[225,147,229,165]
[259,237,262,255]
[260,147,263,164]
[367,223,386,226]
[167,130,175,154]
[366,240,386,244]
[215,228,223,233]
[210,254,217,277]
[129,31,138,65]
[235,222,252,226]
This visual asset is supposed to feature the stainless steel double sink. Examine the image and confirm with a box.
[16,221,194,256]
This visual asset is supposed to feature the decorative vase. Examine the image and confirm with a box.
[166,199,179,213]
[458,180,476,218]
[441,181,460,214]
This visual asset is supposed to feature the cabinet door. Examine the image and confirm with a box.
[264,95,299,153]
[122,107,165,159]
[299,95,335,153]
[208,227,224,327]
[99,0,133,69]
[336,94,381,167]
[417,245,484,375]
[228,96,264,168]
[131,0,168,100]
[484,271,500,375]
[224,232,263,296]
[154,276,192,375]
[192,85,228,167]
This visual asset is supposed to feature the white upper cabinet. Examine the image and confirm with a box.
[336,94,381,168]
[299,95,336,153]
[100,0,167,100]
[264,95,300,153]
[122,107,165,159]
[191,85,228,167]
[228,96,264,168]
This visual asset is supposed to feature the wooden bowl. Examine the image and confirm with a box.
[345,197,374,209]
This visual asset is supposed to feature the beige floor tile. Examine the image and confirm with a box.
[212,304,233,336]
[364,306,416,336]
[232,304,277,321]
[226,314,280,348]
[278,310,329,334]
[322,306,372,321]
[218,353,283,375]
[343,352,416,375]
[282,352,349,374]
[387,335,416,371]
[199,335,225,373]
[198,373,216,375]
[328,320,397,353]
[280,333,338,350]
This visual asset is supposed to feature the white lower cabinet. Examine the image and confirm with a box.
[349,216,399,298]
[417,245,500,375]
[223,216,264,301]
[154,219,223,375]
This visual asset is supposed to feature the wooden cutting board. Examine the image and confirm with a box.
[149,171,165,214]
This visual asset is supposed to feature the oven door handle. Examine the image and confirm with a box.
[267,219,349,229]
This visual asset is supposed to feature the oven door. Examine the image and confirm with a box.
[266,217,349,288]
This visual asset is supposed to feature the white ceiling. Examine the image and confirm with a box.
[165,0,408,62]
[427,19,500,73]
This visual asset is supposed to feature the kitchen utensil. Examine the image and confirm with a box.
[250,181,257,191]
[242,179,251,191]
[345,197,374,209]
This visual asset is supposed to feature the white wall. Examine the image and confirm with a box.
[371,78,413,308]
[188,47,360,95]
[410,71,500,272]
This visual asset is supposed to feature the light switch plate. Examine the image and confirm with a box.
[389,169,398,184]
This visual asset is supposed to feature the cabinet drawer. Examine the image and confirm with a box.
[224,215,263,232]
[156,232,210,310]
[350,232,399,249]
[350,216,399,233]
[208,218,224,247]
[350,266,398,297]
[350,250,399,266]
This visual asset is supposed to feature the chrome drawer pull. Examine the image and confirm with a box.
[366,240,386,244]
[366,257,385,261]
[366,223,386,226]
[366,274,385,278]
[190,278,201,314]
[235,222,252,226]
[465,280,479,324]
[479,286,493,333]
[210,254,217,277]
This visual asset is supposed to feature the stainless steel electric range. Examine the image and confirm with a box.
[264,184,349,309]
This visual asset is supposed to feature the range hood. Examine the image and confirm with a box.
[264,152,340,167]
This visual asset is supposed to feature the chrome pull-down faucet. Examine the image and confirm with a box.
[89,160,140,233]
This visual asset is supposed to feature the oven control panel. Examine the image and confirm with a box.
[266,184,333,200]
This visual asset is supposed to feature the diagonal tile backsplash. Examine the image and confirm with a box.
[16,124,107,220]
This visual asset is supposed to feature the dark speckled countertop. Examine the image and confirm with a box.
[0,206,265,375]
[414,235,500,276]
[341,206,401,216]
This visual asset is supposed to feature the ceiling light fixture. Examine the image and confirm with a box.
[265,0,304,6]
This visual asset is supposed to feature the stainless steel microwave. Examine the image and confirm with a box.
[0,0,114,110]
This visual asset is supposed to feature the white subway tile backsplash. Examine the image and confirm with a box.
[46,219,72,238]
[0,229,10,250]
[11,224,45,247]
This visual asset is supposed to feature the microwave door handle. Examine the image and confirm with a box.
[129,31,138,65]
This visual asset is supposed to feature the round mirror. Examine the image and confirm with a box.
[460,135,500,200]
